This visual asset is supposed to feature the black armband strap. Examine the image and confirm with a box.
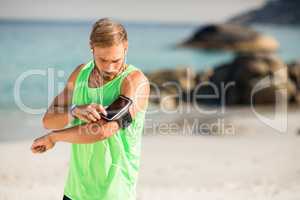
[116,110,133,129]
[101,95,133,129]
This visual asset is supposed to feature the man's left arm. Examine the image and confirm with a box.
[31,70,149,153]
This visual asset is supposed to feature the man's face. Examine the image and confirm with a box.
[92,43,127,79]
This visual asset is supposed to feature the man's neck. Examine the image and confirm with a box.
[96,63,127,82]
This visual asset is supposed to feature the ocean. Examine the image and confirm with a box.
[0,20,299,111]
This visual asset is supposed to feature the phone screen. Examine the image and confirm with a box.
[102,96,132,120]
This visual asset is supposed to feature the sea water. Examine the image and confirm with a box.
[0,20,299,110]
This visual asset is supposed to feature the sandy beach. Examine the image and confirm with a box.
[1,0,300,198]
[1,106,299,200]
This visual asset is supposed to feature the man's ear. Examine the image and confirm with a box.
[89,41,93,51]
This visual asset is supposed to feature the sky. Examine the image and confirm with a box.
[0,0,265,24]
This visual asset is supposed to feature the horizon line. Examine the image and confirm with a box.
[0,17,200,28]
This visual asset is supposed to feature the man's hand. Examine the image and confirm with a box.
[72,103,107,123]
[31,133,55,154]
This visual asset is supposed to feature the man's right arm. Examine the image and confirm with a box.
[42,64,85,130]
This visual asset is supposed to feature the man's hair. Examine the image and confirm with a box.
[90,18,128,48]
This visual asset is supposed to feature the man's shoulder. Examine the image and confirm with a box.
[124,68,148,85]
[66,63,86,90]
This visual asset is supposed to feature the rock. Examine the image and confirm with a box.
[147,67,196,91]
[192,53,294,105]
[179,24,279,53]
[147,67,197,108]
[146,56,300,107]
[159,91,178,112]
[195,68,214,83]
[229,0,300,25]
[288,61,300,104]
[288,61,300,89]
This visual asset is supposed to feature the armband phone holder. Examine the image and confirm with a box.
[100,95,133,128]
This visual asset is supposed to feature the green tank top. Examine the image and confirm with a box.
[64,60,147,200]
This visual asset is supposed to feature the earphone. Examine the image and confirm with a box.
[124,49,127,64]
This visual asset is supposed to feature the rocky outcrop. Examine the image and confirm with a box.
[179,24,278,53]
[146,54,300,107]
[192,53,296,105]
[229,0,300,25]
[146,67,197,109]
[152,22,298,107]
[288,61,300,103]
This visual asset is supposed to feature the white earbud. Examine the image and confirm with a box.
[124,49,127,64]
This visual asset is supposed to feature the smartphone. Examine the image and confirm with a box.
[101,95,133,121]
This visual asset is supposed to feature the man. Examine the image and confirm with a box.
[31,18,150,200]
